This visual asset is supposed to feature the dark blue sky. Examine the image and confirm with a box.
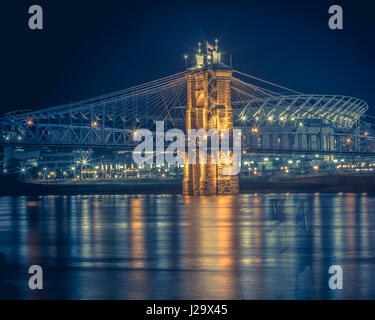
[1,0,374,116]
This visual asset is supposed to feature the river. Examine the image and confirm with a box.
[0,193,374,299]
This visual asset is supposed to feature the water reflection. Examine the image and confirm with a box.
[0,193,374,299]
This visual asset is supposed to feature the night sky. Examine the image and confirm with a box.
[1,0,374,116]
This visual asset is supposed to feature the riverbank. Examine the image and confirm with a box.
[0,174,375,195]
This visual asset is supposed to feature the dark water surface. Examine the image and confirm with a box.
[0,193,375,300]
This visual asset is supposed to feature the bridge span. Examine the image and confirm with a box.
[1,40,374,188]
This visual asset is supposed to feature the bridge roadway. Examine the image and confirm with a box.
[1,141,374,158]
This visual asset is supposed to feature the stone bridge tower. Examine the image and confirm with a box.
[183,40,239,196]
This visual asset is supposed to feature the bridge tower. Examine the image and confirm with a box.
[183,40,239,196]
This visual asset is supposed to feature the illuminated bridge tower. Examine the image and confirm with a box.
[183,40,239,196]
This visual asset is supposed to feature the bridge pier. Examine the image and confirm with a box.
[183,41,239,196]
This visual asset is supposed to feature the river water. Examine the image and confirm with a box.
[0,193,374,299]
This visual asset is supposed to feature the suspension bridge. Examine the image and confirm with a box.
[0,65,372,153]
[0,40,374,195]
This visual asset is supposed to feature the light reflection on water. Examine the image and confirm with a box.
[0,193,374,299]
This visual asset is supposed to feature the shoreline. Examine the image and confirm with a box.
[0,174,374,196]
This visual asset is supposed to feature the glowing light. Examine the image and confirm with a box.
[280,117,284,121]
[241,116,247,121]
[364,132,369,137]
[313,166,319,171]
[251,128,259,134]
[91,121,98,128]
[291,117,295,121]
[346,137,352,144]
[299,122,303,127]
[268,116,273,122]
[17,136,22,141]
[26,119,33,126]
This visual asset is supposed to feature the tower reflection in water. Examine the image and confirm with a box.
[0,193,374,299]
